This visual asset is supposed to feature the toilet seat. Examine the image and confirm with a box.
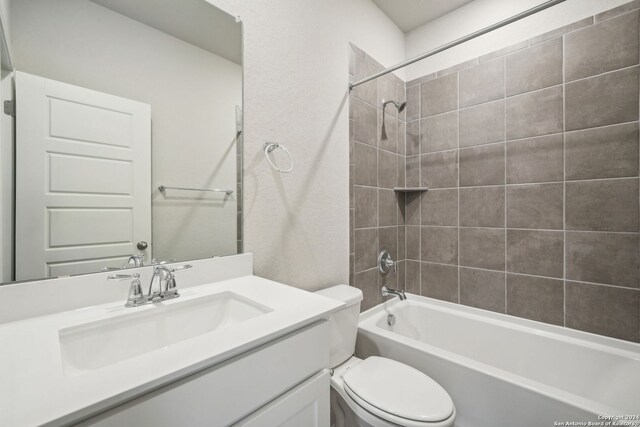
[341,356,454,426]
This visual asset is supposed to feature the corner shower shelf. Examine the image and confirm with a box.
[393,187,429,193]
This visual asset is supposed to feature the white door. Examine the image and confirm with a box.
[15,72,151,280]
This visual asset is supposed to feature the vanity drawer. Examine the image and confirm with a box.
[78,321,329,427]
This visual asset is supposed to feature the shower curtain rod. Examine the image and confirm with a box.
[349,0,566,89]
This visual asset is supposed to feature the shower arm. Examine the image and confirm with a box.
[349,0,566,90]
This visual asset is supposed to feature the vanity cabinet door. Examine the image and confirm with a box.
[233,370,330,427]
[76,321,328,427]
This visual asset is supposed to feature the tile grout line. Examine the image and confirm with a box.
[418,81,423,295]
[402,119,640,150]
[404,82,409,292]
[562,30,567,328]
[457,70,461,304]
[565,62,639,85]
[563,119,640,135]
[364,174,640,193]
[396,81,401,292]
[417,260,640,291]
[401,84,406,291]
[376,77,381,298]
[349,57,355,287]
[356,223,639,235]
[504,54,508,314]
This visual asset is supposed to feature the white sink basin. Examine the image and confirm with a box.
[59,291,271,376]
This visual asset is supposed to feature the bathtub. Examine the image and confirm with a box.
[355,294,640,427]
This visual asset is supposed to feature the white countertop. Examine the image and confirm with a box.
[0,275,343,427]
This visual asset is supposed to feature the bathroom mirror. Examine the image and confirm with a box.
[0,0,243,284]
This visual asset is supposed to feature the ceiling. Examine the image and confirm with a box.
[371,0,474,33]
[90,0,242,65]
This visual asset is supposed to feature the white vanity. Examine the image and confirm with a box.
[0,254,342,426]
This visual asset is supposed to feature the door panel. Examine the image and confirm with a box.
[49,97,134,147]
[48,208,133,247]
[16,71,151,280]
[48,153,133,195]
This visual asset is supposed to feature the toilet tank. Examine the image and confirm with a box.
[314,285,363,368]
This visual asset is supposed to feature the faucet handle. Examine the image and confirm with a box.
[151,258,177,266]
[108,273,140,281]
[162,264,191,300]
[108,273,145,307]
[378,250,396,275]
[164,275,178,299]
[126,253,145,268]
[126,277,145,307]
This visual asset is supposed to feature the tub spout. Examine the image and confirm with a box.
[381,286,406,301]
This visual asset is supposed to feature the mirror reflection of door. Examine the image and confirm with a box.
[0,0,243,284]
[15,72,151,281]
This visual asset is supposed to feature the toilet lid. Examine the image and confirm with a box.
[342,356,454,423]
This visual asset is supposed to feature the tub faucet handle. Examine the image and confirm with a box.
[378,249,396,274]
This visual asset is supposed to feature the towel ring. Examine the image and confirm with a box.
[264,142,293,173]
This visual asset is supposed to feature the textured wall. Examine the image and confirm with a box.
[208,0,405,290]
[401,4,640,343]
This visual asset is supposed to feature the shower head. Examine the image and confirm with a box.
[382,99,407,113]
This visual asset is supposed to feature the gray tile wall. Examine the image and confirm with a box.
[400,3,640,343]
[349,1,640,343]
[349,44,406,311]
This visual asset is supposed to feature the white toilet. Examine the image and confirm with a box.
[315,285,456,427]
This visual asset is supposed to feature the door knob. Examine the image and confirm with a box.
[137,241,148,250]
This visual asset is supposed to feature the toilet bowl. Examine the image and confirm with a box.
[315,285,455,427]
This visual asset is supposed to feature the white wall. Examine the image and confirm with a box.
[207,0,405,290]
[10,0,242,264]
[405,0,632,80]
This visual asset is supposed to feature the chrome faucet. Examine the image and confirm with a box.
[108,261,192,307]
[381,286,406,301]
[127,253,145,268]
[148,261,192,302]
[99,253,145,272]
[148,264,172,302]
